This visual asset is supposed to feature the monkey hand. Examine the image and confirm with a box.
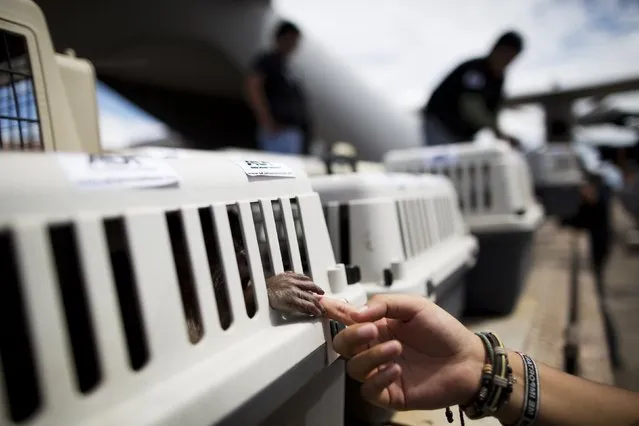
[266,272,325,317]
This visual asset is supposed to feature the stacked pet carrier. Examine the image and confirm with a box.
[0,0,101,154]
[0,151,366,426]
[311,172,478,318]
[525,143,584,218]
[385,142,544,315]
[311,171,477,425]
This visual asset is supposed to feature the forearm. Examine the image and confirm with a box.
[495,350,639,426]
[459,94,500,135]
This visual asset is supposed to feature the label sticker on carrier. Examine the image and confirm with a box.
[427,148,459,168]
[57,153,180,189]
[234,160,295,178]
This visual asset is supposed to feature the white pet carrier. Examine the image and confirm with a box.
[311,172,478,319]
[0,151,366,426]
[0,0,100,153]
[525,143,584,217]
[384,142,544,315]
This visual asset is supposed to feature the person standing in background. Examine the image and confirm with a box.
[246,20,310,155]
[421,31,524,147]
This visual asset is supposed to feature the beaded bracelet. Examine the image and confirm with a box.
[457,332,513,421]
[447,334,495,424]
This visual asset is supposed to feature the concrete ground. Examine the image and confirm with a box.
[607,205,639,392]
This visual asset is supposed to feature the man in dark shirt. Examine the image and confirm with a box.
[421,31,524,147]
[246,21,310,154]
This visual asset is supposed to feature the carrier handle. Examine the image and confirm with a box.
[324,153,358,175]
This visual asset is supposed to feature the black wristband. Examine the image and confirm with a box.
[515,352,540,426]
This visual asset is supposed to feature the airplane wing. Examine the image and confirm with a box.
[504,77,639,106]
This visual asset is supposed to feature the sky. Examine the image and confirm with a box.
[96,0,639,148]
[275,0,639,109]
[274,0,639,145]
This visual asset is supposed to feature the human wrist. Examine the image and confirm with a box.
[460,333,523,423]
[459,334,488,406]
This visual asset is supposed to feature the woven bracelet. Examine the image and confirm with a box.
[462,332,513,419]
[485,332,511,413]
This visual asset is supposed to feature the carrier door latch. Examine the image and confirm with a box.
[328,263,360,292]
[426,280,435,298]
[383,261,404,287]
[329,320,347,340]
[383,268,394,287]
[344,264,361,285]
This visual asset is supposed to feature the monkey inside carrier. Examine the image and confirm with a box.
[311,172,478,319]
[525,143,583,218]
[0,151,366,426]
[384,142,544,316]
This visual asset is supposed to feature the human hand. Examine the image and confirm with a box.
[266,272,325,316]
[320,294,484,411]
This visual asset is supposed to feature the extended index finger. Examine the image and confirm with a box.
[319,296,358,326]
[352,294,428,324]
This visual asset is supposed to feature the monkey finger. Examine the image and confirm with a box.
[294,290,326,314]
[346,340,402,382]
[301,291,327,310]
[288,299,323,317]
[292,280,325,295]
[291,281,324,298]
